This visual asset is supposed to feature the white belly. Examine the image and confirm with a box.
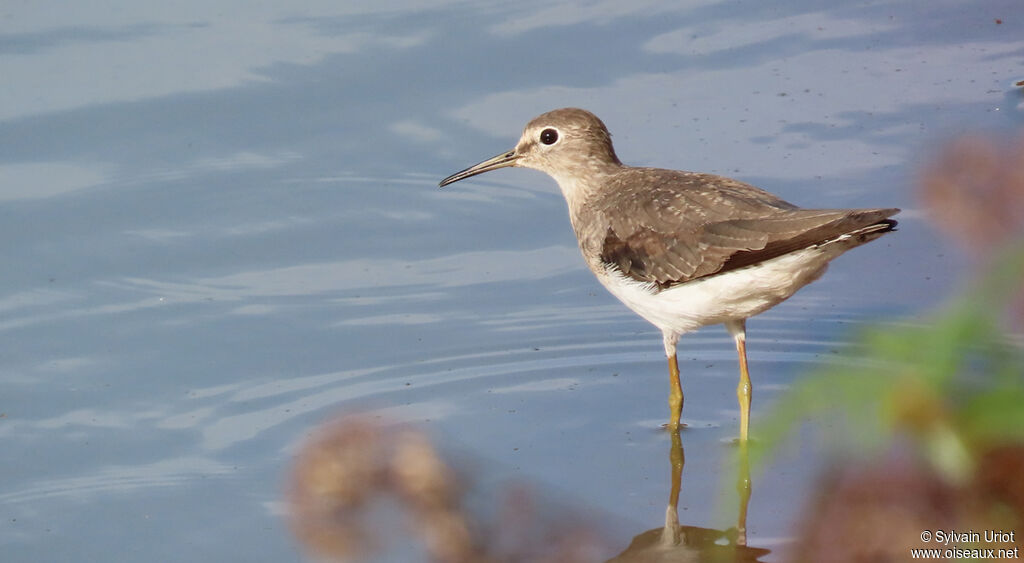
[595,245,837,336]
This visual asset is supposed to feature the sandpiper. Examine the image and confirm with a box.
[439,108,898,441]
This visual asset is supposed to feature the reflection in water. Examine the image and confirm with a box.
[608,432,769,562]
[286,417,772,562]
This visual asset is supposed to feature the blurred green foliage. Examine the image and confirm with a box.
[748,243,1024,484]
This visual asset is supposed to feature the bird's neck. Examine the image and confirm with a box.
[551,161,622,212]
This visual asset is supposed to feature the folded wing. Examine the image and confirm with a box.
[592,170,898,288]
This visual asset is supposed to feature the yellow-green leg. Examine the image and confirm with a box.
[727,320,751,442]
[663,332,683,430]
[668,354,683,429]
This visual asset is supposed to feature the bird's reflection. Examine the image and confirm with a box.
[608,431,769,562]
[288,416,770,561]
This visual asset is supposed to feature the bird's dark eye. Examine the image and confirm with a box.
[540,128,559,145]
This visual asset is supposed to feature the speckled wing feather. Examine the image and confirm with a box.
[586,169,898,288]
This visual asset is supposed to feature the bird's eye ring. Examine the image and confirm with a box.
[540,128,559,145]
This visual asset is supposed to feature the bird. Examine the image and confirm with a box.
[439,108,898,441]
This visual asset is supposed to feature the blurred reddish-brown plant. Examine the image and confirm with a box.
[919,134,1024,253]
[286,415,605,563]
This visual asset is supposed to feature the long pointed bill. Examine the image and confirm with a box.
[438,149,519,187]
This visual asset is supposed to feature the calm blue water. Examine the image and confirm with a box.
[2,2,1022,561]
